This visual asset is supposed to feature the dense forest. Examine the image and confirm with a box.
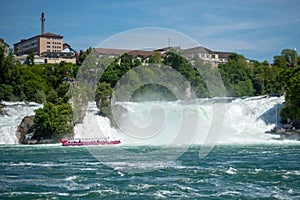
[0,45,299,140]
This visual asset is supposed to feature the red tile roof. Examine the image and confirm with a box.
[94,48,155,57]
[94,48,129,56]
[14,32,63,45]
[40,32,63,38]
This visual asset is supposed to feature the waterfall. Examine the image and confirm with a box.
[0,96,284,145]
[74,96,284,145]
[0,102,42,144]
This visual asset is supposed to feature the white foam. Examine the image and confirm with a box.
[0,103,42,144]
[65,175,77,181]
[75,96,287,146]
[226,167,237,174]
[80,168,97,171]
[1,96,292,145]
[8,162,68,167]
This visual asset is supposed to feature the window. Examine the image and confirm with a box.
[47,45,50,48]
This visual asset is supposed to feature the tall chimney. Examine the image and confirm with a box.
[41,12,45,34]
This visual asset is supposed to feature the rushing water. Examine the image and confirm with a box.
[0,102,42,144]
[75,96,285,145]
[0,144,299,199]
[0,96,299,199]
[0,96,285,145]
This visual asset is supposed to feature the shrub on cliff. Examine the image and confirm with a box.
[280,104,300,123]
[34,102,73,141]
[95,82,113,116]
[279,66,300,122]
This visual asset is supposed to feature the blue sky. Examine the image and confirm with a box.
[1,0,299,62]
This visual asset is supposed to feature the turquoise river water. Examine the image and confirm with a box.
[0,144,299,199]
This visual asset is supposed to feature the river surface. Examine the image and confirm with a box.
[0,144,299,199]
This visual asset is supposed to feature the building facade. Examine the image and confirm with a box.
[94,46,233,67]
[183,46,233,67]
[14,32,63,56]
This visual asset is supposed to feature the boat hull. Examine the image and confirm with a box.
[60,139,121,146]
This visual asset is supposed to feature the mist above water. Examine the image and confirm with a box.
[75,96,284,145]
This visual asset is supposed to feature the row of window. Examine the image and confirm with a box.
[17,45,37,51]
[47,41,61,45]
[46,37,60,40]
[47,46,61,49]
[18,42,37,49]
[47,50,61,52]
[198,53,227,62]
[200,53,212,58]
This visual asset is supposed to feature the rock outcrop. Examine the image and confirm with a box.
[70,92,88,124]
[16,115,35,144]
[111,104,128,128]
[0,104,7,115]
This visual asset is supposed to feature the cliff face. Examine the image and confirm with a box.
[0,104,7,115]
[95,91,127,128]
[111,104,128,128]
[16,115,35,144]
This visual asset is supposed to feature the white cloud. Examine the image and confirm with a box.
[98,27,199,50]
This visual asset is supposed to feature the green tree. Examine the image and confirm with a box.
[273,49,298,68]
[281,49,298,67]
[56,82,71,103]
[78,47,92,65]
[0,84,14,101]
[280,104,300,123]
[26,51,35,66]
[34,102,73,140]
[218,53,254,96]
[278,62,300,122]
[95,82,113,116]
[148,51,162,64]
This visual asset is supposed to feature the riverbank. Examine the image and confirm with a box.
[268,126,300,141]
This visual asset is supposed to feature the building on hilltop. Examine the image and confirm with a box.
[14,32,63,56]
[93,46,234,67]
[183,46,233,67]
[93,48,129,57]
[94,48,156,64]
[94,48,161,58]
[13,12,76,64]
